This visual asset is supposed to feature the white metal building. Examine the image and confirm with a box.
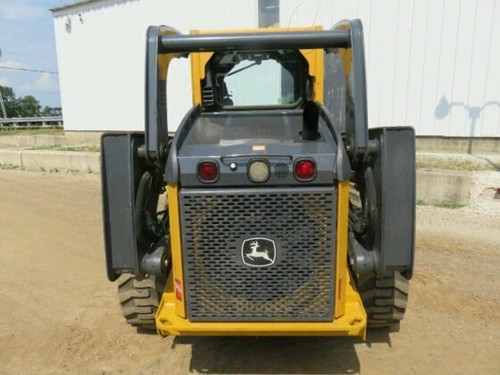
[52,0,500,137]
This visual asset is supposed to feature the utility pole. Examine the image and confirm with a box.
[0,47,7,118]
[0,92,6,119]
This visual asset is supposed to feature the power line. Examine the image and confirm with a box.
[1,50,54,61]
[0,66,58,75]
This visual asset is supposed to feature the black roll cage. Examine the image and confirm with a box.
[145,20,369,166]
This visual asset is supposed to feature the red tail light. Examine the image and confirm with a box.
[294,159,316,181]
[197,161,219,182]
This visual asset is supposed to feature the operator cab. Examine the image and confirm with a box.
[171,48,349,188]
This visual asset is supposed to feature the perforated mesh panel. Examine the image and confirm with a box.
[180,187,337,321]
[274,163,289,178]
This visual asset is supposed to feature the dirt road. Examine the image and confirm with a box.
[0,169,499,374]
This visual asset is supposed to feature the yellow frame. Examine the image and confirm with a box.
[157,181,366,339]
[156,27,367,339]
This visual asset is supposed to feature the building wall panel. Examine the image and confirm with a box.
[53,0,500,136]
[280,0,500,136]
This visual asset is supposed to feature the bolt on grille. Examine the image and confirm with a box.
[180,187,337,321]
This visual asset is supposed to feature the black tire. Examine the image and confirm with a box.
[117,274,166,330]
[358,271,409,329]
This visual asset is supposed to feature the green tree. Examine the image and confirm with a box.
[0,85,42,117]
[41,105,51,116]
[16,95,41,117]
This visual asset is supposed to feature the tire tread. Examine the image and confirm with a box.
[117,274,165,330]
[358,271,409,328]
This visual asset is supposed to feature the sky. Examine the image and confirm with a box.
[0,0,69,108]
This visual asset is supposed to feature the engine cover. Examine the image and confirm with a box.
[176,110,339,187]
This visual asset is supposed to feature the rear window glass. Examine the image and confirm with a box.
[206,50,307,109]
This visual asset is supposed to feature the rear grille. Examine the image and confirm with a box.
[180,187,337,321]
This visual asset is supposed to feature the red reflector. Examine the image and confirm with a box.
[198,161,218,182]
[175,278,183,301]
[295,160,316,181]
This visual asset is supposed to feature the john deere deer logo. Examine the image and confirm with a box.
[241,238,276,267]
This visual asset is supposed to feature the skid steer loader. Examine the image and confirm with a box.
[101,19,415,339]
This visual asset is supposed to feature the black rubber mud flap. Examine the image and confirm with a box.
[101,133,149,281]
[368,127,416,279]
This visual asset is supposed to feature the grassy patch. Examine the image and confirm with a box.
[416,199,427,206]
[417,199,466,209]
[433,201,467,209]
[0,163,98,175]
[0,163,20,170]
[28,144,100,152]
[0,128,64,136]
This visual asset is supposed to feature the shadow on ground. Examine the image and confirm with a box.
[170,330,392,374]
[175,336,359,374]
